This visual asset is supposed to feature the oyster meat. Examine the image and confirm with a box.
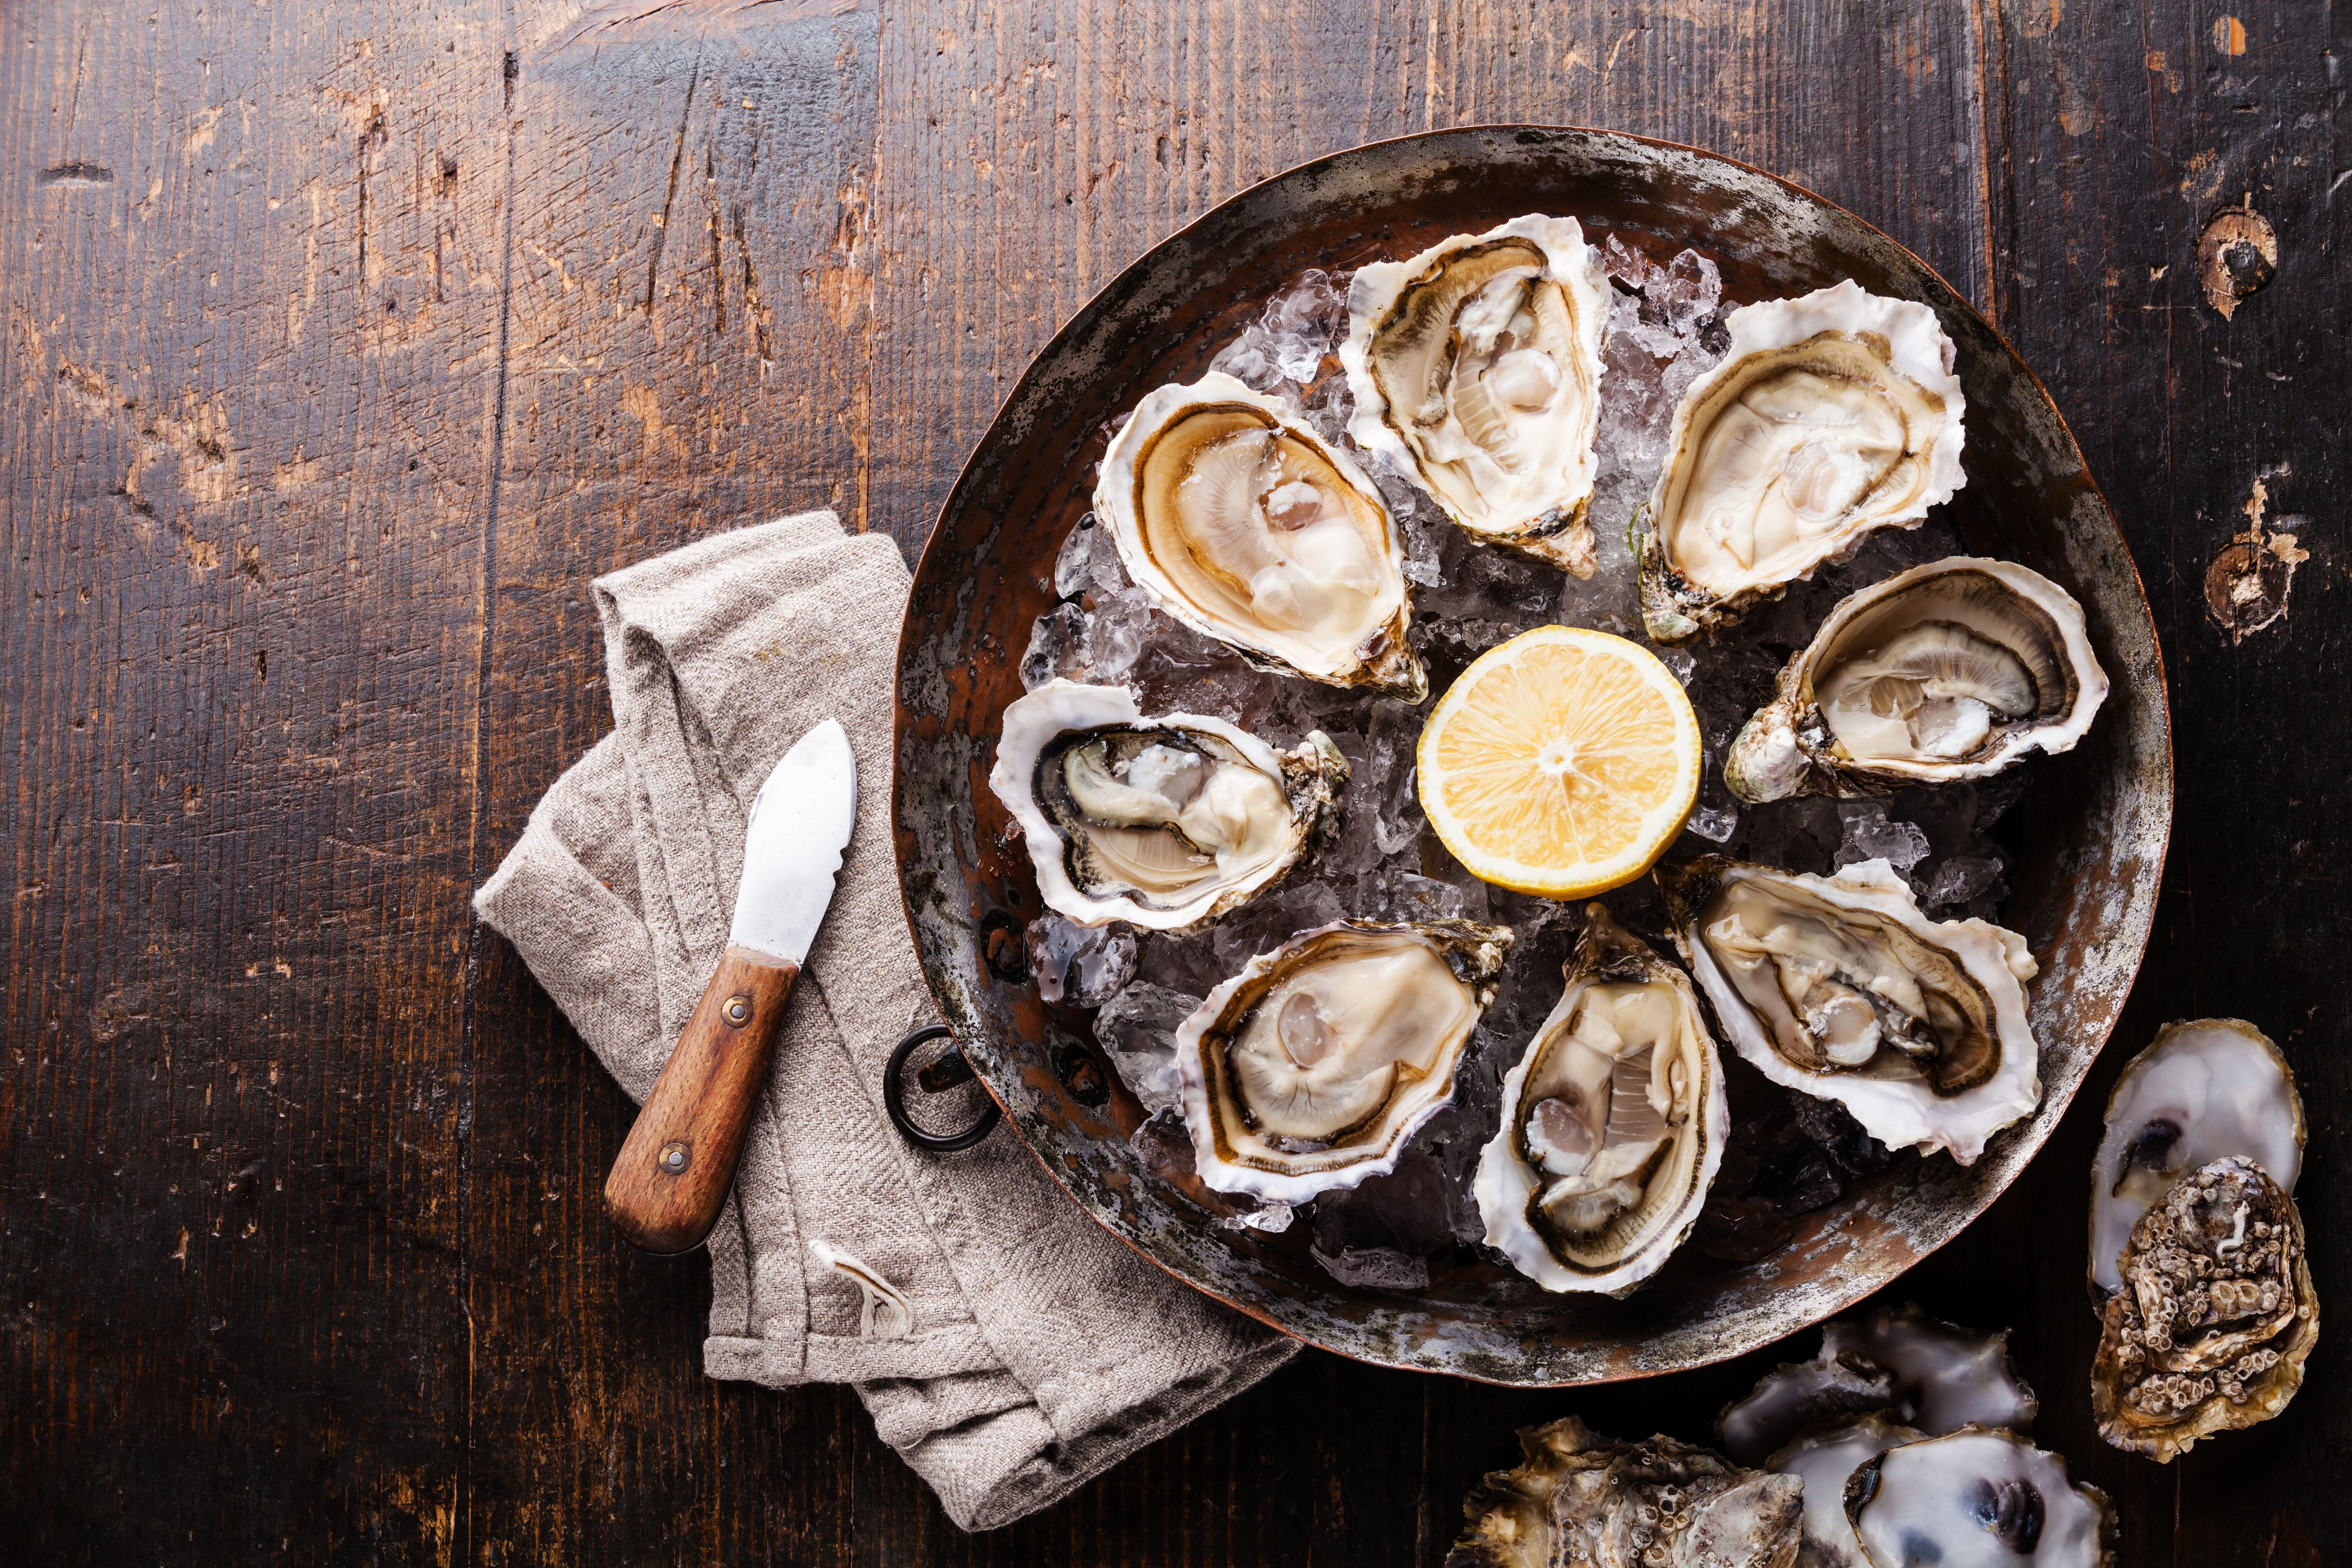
[1661,858,2041,1164]
[1722,1304,2037,1465]
[1096,372,1424,698]
[1449,1416,1803,1568]
[2088,1018,2303,1297]
[989,679,1349,931]
[1766,1413,1923,1568]
[2091,1155,2317,1462]
[1726,557,2109,804]
[1637,281,1967,643]
[1342,214,1609,576]
[1476,905,1728,1295]
[1847,1428,2113,1568]
[1175,919,1511,1202]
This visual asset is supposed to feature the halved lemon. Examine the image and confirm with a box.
[1416,625,1702,898]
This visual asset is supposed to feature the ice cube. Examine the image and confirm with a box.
[1093,980,1204,1114]
[1310,1242,1432,1291]
[1026,916,1137,1006]
[1834,800,1931,875]
[1052,514,1099,599]
[1213,1200,1295,1235]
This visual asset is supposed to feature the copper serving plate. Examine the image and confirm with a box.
[892,126,2172,1385]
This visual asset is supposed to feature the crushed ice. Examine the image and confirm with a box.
[1013,236,2042,1269]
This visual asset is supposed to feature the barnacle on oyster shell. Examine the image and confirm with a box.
[1448,1416,1803,1568]
[989,679,1349,931]
[1095,372,1424,697]
[2091,1155,2318,1462]
[1175,919,1511,1202]
[1724,557,2108,804]
[2088,1018,2304,1298]
[1475,905,1727,1295]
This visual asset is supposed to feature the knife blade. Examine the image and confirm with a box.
[604,718,857,1254]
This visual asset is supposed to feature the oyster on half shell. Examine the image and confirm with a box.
[1096,372,1424,698]
[1449,1416,1803,1568]
[1726,557,2109,804]
[989,679,1349,931]
[1175,919,1511,1203]
[1341,214,1609,576]
[2092,1155,2318,1462]
[2088,1018,2304,1298]
[1475,905,1727,1296]
[1660,858,2041,1166]
[1637,281,1967,644]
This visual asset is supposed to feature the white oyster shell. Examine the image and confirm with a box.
[1767,1413,1923,1568]
[2087,1018,2304,1297]
[988,679,1348,932]
[1095,372,1423,697]
[1176,919,1510,1203]
[1475,905,1728,1296]
[1726,557,2110,803]
[1662,858,2040,1165]
[1341,214,1609,576]
[1846,1428,2113,1568]
[1638,281,1968,643]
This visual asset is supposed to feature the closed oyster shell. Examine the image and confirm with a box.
[1342,214,1610,576]
[1175,918,1511,1202]
[2091,1155,2318,1462]
[1096,372,1424,697]
[1475,905,1728,1296]
[1637,281,1967,644]
[1660,857,2042,1165]
[988,679,1349,931]
[1449,1416,1803,1568]
[1725,557,2109,804]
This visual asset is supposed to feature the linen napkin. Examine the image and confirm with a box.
[473,511,1296,1530]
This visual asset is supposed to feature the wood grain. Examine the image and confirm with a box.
[2,0,2343,1563]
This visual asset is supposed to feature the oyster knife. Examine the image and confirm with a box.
[603,719,856,1254]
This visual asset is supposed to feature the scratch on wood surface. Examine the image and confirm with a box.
[643,62,702,315]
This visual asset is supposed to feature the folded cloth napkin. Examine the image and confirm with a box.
[474,511,1297,1530]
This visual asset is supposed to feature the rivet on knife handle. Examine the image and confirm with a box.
[604,946,798,1254]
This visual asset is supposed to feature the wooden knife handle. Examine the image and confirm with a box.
[604,946,799,1255]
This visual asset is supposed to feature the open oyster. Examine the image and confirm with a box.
[1449,1416,1803,1568]
[2089,1018,2303,1297]
[1341,214,1609,576]
[1767,1413,1923,1568]
[2091,1155,2317,1462]
[1476,905,1727,1295]
[989,679,1349,931]
[1636,281,1967,643]
[1175,919,1511,1202]
[1661,858,2041,1164]
[1722,1304,2037,1465]
[1725,558,2109,804]
[1096,372,1424,698]
[1847,1429,2112,1568]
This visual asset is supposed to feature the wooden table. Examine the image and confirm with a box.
[4,2,2341,1562]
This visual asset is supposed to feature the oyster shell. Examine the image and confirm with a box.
[1766,1413,1923,1568]
[988,679,1349,931]
[1449,1416,1804,1568]
[1175,919,1511,1202]
[1341,214,1609,576]
[1637,281,1968,643]
[2088,1018,2303,1297]
[1721,1304,2037,1465]
[1475,905,1728,1295]
[2091,1155,2317,1462]
[1725,558,2109,804]
[1660,858,2041,1165]
[1096,372,1424,698]
[1845,1428,2113,1568]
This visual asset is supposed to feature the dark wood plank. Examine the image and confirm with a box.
[2,0,2344,1563]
